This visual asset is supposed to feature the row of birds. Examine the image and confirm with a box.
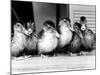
[11,16,96,58]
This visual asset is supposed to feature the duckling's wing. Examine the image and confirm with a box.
[87,29,96,38]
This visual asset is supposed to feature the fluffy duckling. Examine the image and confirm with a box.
[70,22,84,55]
[79,16,96,52]
[11,23,29,57]
[58,17,73,54]
[25,22,38,56]
[38,20,59,56]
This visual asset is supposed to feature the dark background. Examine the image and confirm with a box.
[11,1,69,34]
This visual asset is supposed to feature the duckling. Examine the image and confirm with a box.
[58,17,73,54]
[24,22,38,56]
[11,23,29,57]
[70,22,84,55]
[38,20,59,56]
[79,16,96,52]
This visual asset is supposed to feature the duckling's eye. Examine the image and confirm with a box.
[17,24,21,27]
[16,23,21,27]
[63,19,66,22]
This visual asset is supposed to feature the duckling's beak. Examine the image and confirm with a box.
[81,24,86,31]
[69,27,75,31]
[22,27,29,35]
[54,30,60,38]
[27,28,33,35]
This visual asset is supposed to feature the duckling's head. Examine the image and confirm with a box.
[43,20,56,32]
[14,23,29,35]
[74,22,81,32]
[80,16,87,23]
[27,22,35,35]
[59,17,71,28]
[14,23,24,33]
[42,20,59,38]
[80,16,87,31]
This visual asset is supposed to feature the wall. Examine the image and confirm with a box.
[59,4,69,19]
[33,2,56,33]
[69,4,96,33]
